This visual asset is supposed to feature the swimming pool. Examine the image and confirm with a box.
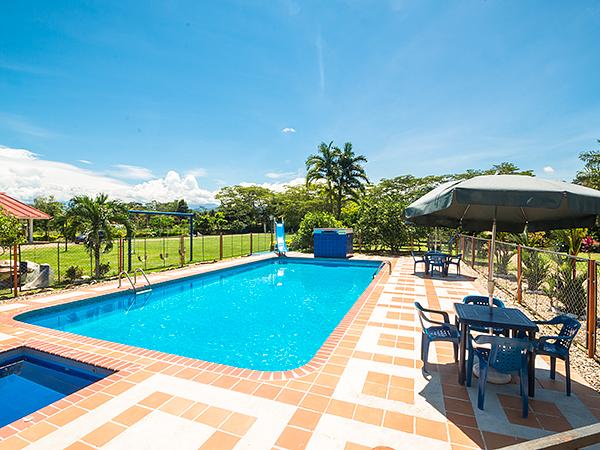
[17,258,381,371]
[0,347,113,428]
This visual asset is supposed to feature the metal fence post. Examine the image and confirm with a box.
[517,245,522,304]
[57,242,61,284]
[587,259,597,358]
[471,236,475,267]
[219,233,223,260]
[250,233,253,255]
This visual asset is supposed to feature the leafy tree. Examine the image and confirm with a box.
[216,186,275,232]
[305,141,368,219]
[0,208,25,246]
[574,141,600,190]
[32,196,65,240]
[273,185,328,231]
[193,210,228,234]
[358,175,444,252]
[306,141,338,214]
[451,162,534,180]
[291,212,342,251]
[66,194,131,278]
[334,143,368,219]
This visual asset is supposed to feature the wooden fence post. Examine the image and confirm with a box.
[517,245,522,304]
[12,243,18,297]
[587,259,597,358]
[471,236,475,267]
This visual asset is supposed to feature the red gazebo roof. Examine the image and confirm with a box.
[0,192,51,220]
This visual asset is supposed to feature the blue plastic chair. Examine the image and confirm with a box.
[427,253,448,276]
[414,302,460,371]
[466,335,532,417]
[447,254,462,275]
[462,295,506,334]
[532,315,581,396]
[411,251,427,274]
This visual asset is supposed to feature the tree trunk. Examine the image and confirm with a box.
[94,246,101,278]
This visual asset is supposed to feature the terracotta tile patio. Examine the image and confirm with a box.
[0,254,599,449]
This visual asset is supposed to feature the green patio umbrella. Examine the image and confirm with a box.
[405,174,600,303]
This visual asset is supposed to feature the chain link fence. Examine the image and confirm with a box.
[461,235,598,359]
[1,233,275,300]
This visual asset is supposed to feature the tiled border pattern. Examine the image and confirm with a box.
[0,256,599,449]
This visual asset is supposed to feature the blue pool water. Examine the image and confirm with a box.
[17,258,380,371]
[0,347,112,428]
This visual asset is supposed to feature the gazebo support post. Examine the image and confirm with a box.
[28,218,34,243]
[13,243,18,297]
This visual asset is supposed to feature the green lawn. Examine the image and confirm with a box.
[15,233,277,283]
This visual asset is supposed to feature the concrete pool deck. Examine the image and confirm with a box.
[0,254,599,449]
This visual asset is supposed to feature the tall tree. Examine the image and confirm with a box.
[216,185,275,232]
[334,142,369,219]
[574,141,600,190]
[32,196,65,241]
[66,194,131,278]
[0,207,25,246]
[305,141,368,219]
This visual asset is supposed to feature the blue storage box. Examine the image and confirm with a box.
[313,228,354,258]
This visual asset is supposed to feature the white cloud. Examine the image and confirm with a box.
[186,168,207,177]
[113,164,154,180]
[78,159,92,165]
[240,177,304,192]
[543,166,555,174]
[0,145,216,205]
[281,127,296,134]
[0,113,56,138]
[265,171,294,179]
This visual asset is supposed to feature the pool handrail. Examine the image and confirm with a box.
[373,260,392,278]
[118,271,136,292]
[133,268,152,289]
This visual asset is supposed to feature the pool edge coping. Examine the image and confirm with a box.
[1,252,391,383]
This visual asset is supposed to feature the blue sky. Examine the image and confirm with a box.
[1,0,599,205]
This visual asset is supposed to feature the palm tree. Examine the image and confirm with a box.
[306,141,369,219]
[306,141,338,214]
[334,142,369,218]
[67,194,131,278]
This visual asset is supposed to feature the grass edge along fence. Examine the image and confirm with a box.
[0,233,275,300]
[459,234,598,360]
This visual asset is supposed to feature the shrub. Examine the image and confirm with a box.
[544,263,587,317]
[97,262,111,278]
[65,265,84,282]
[291,212,342,251]
[521,251,549,292]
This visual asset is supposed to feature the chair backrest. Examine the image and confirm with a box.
[414,302,428,329]
[450,254,462,263]
[550,315,581,352]
[463,294,505,308]
[475,335,531,374]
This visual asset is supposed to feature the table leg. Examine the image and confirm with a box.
[458,322,468,385]
[528,330,536,397]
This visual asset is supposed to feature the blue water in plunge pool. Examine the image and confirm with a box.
[0,347,112,428]
[17,258,380,371]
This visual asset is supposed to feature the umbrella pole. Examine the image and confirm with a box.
[488,218,497,306]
